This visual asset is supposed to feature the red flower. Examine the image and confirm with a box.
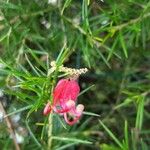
[43,79,84,125]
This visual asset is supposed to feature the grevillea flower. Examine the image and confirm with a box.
[43,79,84,125]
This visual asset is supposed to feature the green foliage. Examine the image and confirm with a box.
[0,0,150,149]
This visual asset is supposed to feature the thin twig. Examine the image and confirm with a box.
[0,100,20,150]
[112,12,150,31]
[64,12,150,37]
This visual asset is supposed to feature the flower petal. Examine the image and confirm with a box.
[63,104,84,125]
[64,113,80,126]
[52,100,75,114]
[75,104,84,116]
[53,79,80,104]
[43,103,51,115]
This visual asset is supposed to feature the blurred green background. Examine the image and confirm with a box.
[0,0,150,149]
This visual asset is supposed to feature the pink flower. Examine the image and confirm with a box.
[43,79,84,125]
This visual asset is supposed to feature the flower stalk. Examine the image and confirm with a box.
[46,60,88,148]
[48,113,53,150]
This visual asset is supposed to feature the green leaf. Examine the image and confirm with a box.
[114,98,133,109]
[79,85,95,96]
[119,31,128,58]
[124,120,129,150]
[4,105,32,118]
[99,120,123,149]
[83,111,100,117]
[135,96,145,130]
[52,136,92,144]
[0,2,21,10]
[61,0,72,15]
[25,54,40,76]
[25,120,42,148]
[100,143,120,150]
[55,142,79,150]
[0,28,12,42]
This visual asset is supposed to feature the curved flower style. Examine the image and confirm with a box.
[43,79,84,125]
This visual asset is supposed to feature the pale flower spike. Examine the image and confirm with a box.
[50,61,88,76]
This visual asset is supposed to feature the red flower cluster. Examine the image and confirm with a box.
[43,79,84,125]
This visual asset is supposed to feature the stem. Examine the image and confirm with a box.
[0,101,20,150]
[48,113,53,149]
[112,12,150,31]
[47,2,67,147]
